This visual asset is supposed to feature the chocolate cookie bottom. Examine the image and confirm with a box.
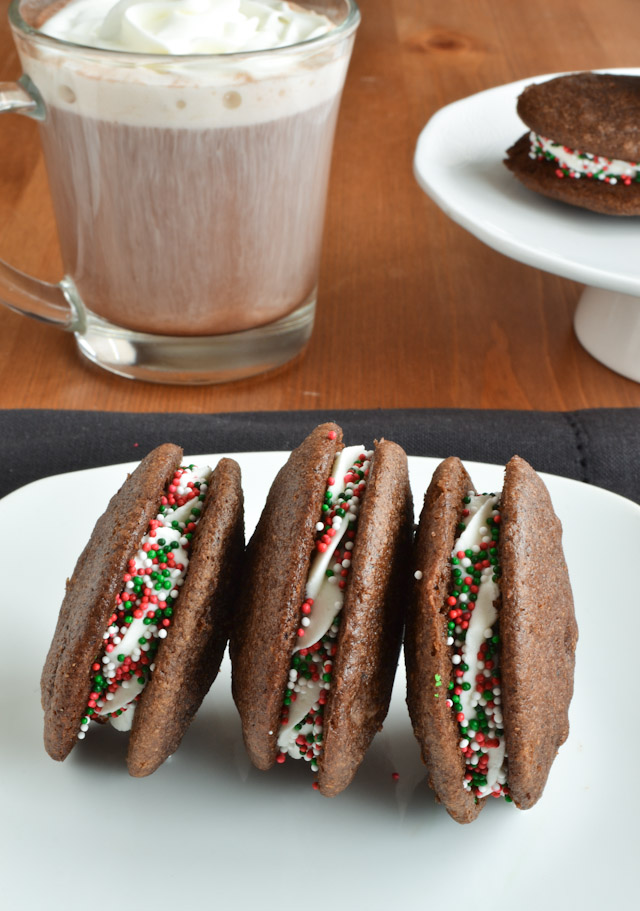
[505,133,640,215]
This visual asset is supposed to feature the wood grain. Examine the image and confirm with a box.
[1,0,640,412]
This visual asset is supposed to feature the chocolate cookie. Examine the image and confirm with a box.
[231,423,413,796]
[42,445,244,774]
[498,456,577,808]
[406,456,577,823]
[505,72,640,214]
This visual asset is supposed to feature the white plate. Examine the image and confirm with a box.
[414,69,640,295]
[1,453,638,910]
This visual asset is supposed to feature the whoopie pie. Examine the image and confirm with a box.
[41,443,244,776]
[231,422,414,796]
[405,455,578,823]
[505,71,640,214]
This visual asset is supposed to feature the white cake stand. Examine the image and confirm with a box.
[414,69,640,383]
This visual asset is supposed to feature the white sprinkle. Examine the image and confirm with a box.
[446,636,454,645]
[345,542,354,551]
[414,570,423,580]
[301,617,310,628]
[484,628,493,638]
[77,732,86,740]
[341,559,351,569]
[459,739,469,749]
[106,693,114,701]
[158,629,168,639]
[316,522,324,531]
[452,654,461,665]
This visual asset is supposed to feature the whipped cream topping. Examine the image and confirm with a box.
[77,463,211,740]
[40,0,333,54]
[20,0,352,129]
[277,444,371,764]
[530,132,640,185]
[446,493,508,800]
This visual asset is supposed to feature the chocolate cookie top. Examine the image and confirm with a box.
[505,132,640,215]
[230,422,344,770]
[516,72,640,161]
[499,455,578,809]
[41,444,183,762]
[317,439,413,797]
[405,456,481,824]
[127,458,245,777]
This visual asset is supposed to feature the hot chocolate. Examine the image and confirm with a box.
[15,0,352,336]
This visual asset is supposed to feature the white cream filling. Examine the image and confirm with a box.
[530,132,639,182]
[277,444,368,757]
[451,494,507,795]
[79,464,211,737]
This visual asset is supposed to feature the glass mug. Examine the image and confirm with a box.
[0,0,360,383]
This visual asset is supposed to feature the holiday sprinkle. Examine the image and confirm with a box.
[445,492,511,802]
[77,464,211,740]
[276,445,372,772]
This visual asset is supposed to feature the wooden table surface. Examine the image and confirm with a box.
[1,0,640,413]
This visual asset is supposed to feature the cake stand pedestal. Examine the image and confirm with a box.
[414,69,640,383]
[574,289,640,382]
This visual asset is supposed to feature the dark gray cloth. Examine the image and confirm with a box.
[0,408,638,503]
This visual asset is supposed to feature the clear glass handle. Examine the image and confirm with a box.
[0,76,78,331]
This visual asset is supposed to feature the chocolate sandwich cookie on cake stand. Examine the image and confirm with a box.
[230,422,413,796]
[505,73,640,216]
[41,443,244,776]
[405,456,578,823]
[414,68,640,383]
